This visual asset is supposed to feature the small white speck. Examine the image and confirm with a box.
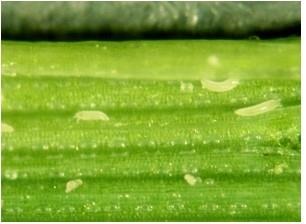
[4,72,17,77]
[180,82,194,93]
[241,204,248,208]
[204,178,215,185]
[229,210,237,215]
[269,163,288,175]
[191,15,198,26]
[59,172,65,177]
[207,55,220,66]
[124,194,130,198]
[5,170,18,180]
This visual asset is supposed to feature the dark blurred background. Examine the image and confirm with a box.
[1,1,301,40]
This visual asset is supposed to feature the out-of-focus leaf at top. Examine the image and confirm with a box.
[1,2,300,40]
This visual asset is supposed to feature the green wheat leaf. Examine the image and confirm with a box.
[1,39,300,221]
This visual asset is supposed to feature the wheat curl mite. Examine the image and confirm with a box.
[74,110,110,122]
[235,99,281,117]
[201,78,239,92]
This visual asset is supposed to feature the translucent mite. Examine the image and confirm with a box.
[184,174,201,186]
[65,179,83,193]
[235,99,281,117]
[201,79,239,92]
[74,110,109,122]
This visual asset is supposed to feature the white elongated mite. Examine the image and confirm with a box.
[74,110,109,122]
[201,79,239,92]
[1,123,14,133]
[65,179,83,193]
[235,99,281,117]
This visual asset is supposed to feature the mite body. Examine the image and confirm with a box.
[74,110,109,122]
[201,79,239,92]
[65,179,83,193]
[184,174,202,186]
[235,99,281,117]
